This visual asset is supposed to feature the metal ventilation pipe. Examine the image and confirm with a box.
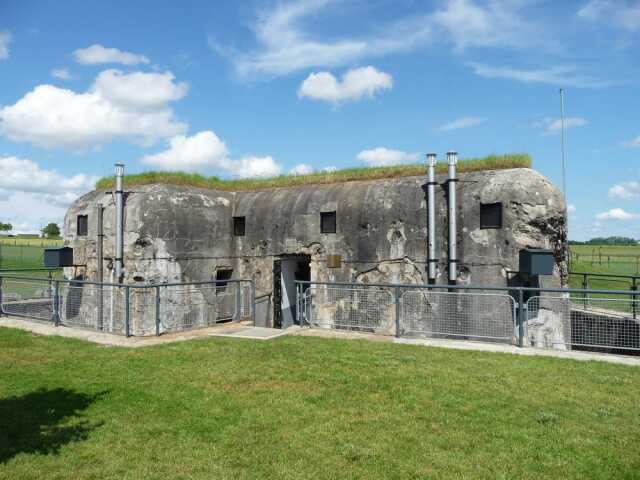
[114,163,125,283]
[447,151,458,285]
[426,153,438,284]
[96,204,104,329]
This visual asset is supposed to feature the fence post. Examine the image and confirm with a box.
[124,286,130,337]
[517,289,525,347]
[155,286,161,336]
[251,281,256,326]
[394,287,401,338]
[632,278,637,320]
[233,281,242,321]
[0,276,3,318]
[53,280,60,326]
[582,274,589,309]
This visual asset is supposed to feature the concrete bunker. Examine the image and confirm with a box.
[63,164,569,338]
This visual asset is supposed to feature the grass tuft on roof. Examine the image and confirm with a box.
[95,153,531,191]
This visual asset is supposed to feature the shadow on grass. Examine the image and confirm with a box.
[0,388,105,463]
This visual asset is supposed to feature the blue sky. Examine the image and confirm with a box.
[0,0,639,239]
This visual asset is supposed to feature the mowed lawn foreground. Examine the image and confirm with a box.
[1,328,639,479]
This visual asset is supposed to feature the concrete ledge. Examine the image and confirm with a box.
[0,316,256,348]
[2,316,638,366]
[293,328,640,366]
[208,326,293,340]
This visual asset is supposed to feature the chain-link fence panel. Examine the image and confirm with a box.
[527,296,640,352]
[157,283,245,333]
[401,290,516,342]
[239,282,253,319]
[304,285,395,334]
[59,283,126,335]
[0,277,53,321]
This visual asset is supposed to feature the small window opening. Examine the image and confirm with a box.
[480,202,503,229]
[233,216,245,236]
[320,211,336,234]
[215,269,233,292]
[77,215,88,236]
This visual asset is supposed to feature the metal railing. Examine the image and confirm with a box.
[297,280,640,354]
[569,272,639,318]
[0,274,255,337]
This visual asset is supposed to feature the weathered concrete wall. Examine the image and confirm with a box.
[65,185,234,284]
[64,168,567,314]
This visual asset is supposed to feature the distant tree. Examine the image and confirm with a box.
[585,236,638,246]
[41,223,61,238]
[0,222,12,232]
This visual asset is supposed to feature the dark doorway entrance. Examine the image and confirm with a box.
[273,255,311,328]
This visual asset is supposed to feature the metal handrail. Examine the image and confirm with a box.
[294,280,638,297]
[0,273,253,290]
[569,271,640,280]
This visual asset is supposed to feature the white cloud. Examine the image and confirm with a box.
[438,116,485,132]
[468,62,607,88]
[596,208,640,221]
[432,0,535,51]
[51,67,72,80]
[141,131,228,172]
[356,147,419,167]
[233,155,281,178]
[0,69,187,150]
[0,30,10,60]
[218,0,537,78]
[92,69,188,110]
[0,156,97,233]
[622,135,640,148]
[289,163,314,175]
[609,181,640,200]
[578,0,640,32]
[298,66,392,104]
[141,130,282,178]
[533,116,588,135]
[0,156,95,196]
[73,44,150,65]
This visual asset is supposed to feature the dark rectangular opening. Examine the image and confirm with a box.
[480,202,502,229]
[77,215,88,236]
[273,255,311,329]
[215,269,233,292]
[320,211,336,234]
[233,216,245,236]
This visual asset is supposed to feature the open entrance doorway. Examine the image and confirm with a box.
[273,255,311,328]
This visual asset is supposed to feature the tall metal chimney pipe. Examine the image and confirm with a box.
[114,163,124,283]
[426,153,438,284]
[447,151,458,285]
[96,204,104,329]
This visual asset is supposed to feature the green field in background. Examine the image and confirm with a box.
[0,237,63,247]
[569,244,640,291]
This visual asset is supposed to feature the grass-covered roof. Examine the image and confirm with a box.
[95,153,531,192]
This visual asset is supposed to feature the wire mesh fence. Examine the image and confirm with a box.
[401,290,515,342]
[59,283,126,334]
[527,295,640,352]
[0,275,255,337]
[0,277,54,321]
[299,281,640,356]
[303,284,396,333]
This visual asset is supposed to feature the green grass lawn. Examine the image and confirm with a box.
[1,328,639,479]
